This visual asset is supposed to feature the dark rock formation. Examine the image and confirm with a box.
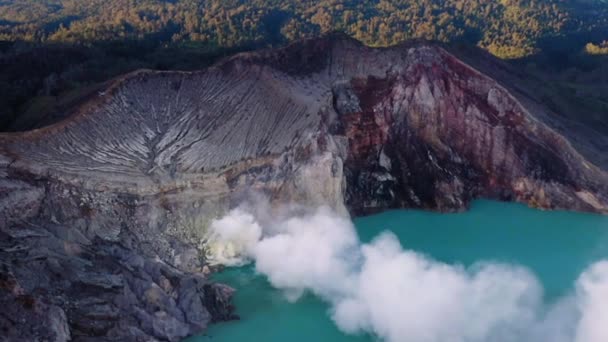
[0,34,607,340]
[0,217,237,341]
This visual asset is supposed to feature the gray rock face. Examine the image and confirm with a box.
[0,220,236,341]
[0,35,607,340]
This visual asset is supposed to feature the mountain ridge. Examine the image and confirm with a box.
[1,34,607,341]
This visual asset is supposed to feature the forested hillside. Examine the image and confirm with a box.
[1,0,607,58]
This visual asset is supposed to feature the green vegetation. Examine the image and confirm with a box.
[0,0,607,131]
[1,0,607,58]
[586,40,608,54]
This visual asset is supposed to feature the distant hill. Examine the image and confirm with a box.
[1,0,607,59]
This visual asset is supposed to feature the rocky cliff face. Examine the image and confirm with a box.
[1,35,607,340]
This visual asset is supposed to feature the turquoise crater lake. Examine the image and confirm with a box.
[191,200,608,342]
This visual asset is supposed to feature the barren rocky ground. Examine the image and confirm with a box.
[1,35,606,341]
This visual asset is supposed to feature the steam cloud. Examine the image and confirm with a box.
[206,205,608,342]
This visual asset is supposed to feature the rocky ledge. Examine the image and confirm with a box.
[0,219,237,341]
[1,34,607,340]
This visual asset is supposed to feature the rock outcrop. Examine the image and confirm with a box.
[0,220,237,342]
[0,34,607,340]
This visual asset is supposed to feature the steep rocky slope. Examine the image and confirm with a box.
[1,35,607,340]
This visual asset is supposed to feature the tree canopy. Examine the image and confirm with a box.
[1,0,607,59]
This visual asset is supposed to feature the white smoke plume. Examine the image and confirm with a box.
[206,204,608,342]
[574,261,608,342]
[205,209,261,266]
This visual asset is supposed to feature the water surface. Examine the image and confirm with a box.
[192,200,608,341]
